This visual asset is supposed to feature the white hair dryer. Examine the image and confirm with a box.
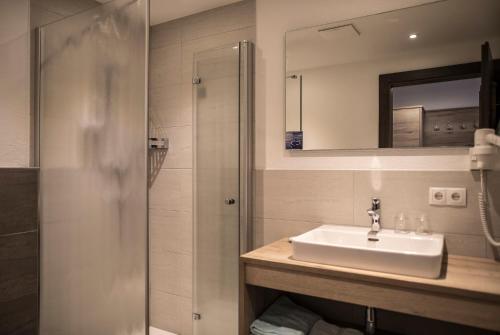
[470,128,500,247]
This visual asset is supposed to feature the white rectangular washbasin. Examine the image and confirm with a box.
[290,225,444,279]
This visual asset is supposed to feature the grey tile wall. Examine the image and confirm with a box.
[148,1,256,334]
[254,169,500,259]
[0,168,39,335]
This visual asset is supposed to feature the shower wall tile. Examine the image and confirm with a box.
[150,209,192,255]
[150,169,192,212]
[0,168,38,335]
[0,33,30,168]
[0,0,29,44]
[151,19,182,49]
[180,0,256,42]
[30,0,99,17]
[181,26,256,84]
[30,4,63,28]
[150,290,193,335]
[149,84,192,128]
[0,233,38,301]
[151,251,192,298]
[0,169,38,235]
[159,126,192,169]
[0,294,37,335]
[254,169,500,259]
[150,43,183,88]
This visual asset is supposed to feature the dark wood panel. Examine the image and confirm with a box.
[0,294,37,335]
[0,169,38,235]
[0,233,38,303]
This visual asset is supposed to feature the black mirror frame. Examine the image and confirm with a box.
[378,60,500,148]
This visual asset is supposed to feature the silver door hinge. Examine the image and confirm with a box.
[193,313,201,320]
[192,77,201,85]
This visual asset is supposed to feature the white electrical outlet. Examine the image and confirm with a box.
[429,187,467,207]
[429,188,447,206]
[446,188,466,207]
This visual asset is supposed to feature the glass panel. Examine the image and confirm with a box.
[194,44,240,335]
[38,1,148,334]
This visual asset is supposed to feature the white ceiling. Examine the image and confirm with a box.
[97,0,242,25]
[149,0,241,25]
[286,0,500,72]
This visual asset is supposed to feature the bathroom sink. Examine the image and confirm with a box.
[290,225,444,279]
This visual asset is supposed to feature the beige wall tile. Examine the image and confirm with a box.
[160,126,192,169]
[151,19,182,49]
[180,0,256,42]
[253,217,323,248]
[30,0,99,17]
[353,171,490,236]
[255,170,354,225]
[486,244,500,261]
[150,290,192,335]
[0,0,29,44]
[150,84,192,128]
[444,234,486,258]
[0,34,30,167]
[150,208,192,255]
[151,251,192,298]
[30,4,63,28]
[255,169,500,258]
[181,26,256,84]
[150,43,182,88]
[150,169,192,212]
[150,209,192,255]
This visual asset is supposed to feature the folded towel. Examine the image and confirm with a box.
[250,319,304,335]
[259,296,322,334]
[309,320,363,335]
[309,320,341,335]
[339,329,363,335]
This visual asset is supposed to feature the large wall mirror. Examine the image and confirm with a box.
[285,0,500,150]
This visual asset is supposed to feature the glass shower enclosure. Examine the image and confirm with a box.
[37,0,149,334]
[193,41,253,335]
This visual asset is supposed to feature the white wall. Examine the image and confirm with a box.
[255,0,478,171]
[393,78,481,110]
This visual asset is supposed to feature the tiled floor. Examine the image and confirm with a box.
[150,327,176,335]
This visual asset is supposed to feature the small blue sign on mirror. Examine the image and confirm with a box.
[285,131,303,150]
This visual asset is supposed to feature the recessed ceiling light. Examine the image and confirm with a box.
[409,33,418,40]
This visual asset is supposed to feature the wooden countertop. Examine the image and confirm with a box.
[241,239,500,303]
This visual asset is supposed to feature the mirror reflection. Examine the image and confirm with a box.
[285,0,500,150]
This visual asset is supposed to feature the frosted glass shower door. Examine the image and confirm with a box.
[193,42,252,335]
[38,1,149,334]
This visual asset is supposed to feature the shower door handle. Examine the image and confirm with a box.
[224,198,236,205]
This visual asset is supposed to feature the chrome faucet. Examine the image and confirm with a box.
[367,198,381,240]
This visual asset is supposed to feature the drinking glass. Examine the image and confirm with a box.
[415,213,431,235]
[394,212,409,233]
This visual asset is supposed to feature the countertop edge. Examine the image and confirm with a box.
[241,239,500,303]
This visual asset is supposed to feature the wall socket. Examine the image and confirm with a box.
[429,187,466,207]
